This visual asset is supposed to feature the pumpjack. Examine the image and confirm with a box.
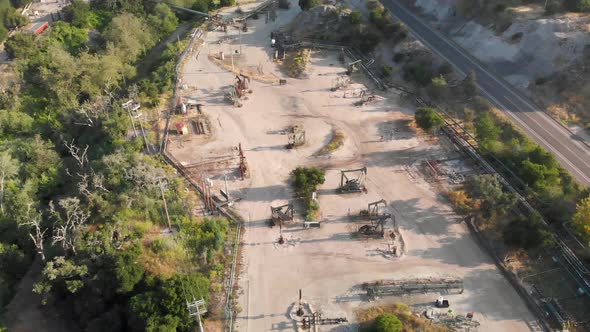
[287,125,305,149]
[339,167,367,193]
[270,203,294,226]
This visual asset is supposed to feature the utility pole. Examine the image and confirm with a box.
[187,296,207,332]
[122,100,139,138]
[158,178,173,232]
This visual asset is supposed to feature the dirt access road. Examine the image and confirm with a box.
[169,1,540,331]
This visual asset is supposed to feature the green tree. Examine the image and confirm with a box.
[0,151,19,212]
[503,212,552,249]
[115,244,144,293]
[147,4,178,38]
[463,70,477,95]
[374,313,403,332]
[431,75,447,88]
[50,21,89,54]
[564,0,590,12]
[104,13,155,63]
[572,196,590,245]
[4,9,28,29]
[475,112,501,143]
[292,167,325,199]
[62,0,92,28]
[298,0,319,11]
[414,107,443,132]
[349,11,362,25]
[466,174,516,218]
[4,32,36,59]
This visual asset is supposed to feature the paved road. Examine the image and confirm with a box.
[382,0,590,187]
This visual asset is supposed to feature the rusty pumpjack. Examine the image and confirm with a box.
[287,125,305,149]
[235,74,251,97]
[339,167,367,193]
[270,203,294,227]
[358,199,390,237]
[226,74,252,107]
[355,90,376,106]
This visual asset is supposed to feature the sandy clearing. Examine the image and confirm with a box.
[170,1,539,331]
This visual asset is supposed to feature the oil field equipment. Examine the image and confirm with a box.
[287,125,305,149]
[339,167,367,193]
[270,203,293,226]
[367,199,389,220]
[363,278,464,299]
[346,59,362,75]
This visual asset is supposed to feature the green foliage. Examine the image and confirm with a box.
[353,30,380,53]
[564,0,590,12]
[431,75,447,88]
[306,200,320,221]
[414,107,443,132]
[104,13,155,63]
[463,71,477,96]
[3,9,27,29]
[49,21,89,55]
[115,244,145,293]
[465,174,516,218]
[292,167,325,199]
[61,0,97,28]
[148,4,179,38]
[503,212,553,249]
[349,11,362,25]
[475,112,501,144]
[128,274,208,332]
[403,62,435,86]
[0,1,232,329]
[4,32,35,59]
[373,313,403,332]
[382,65,392,77]
[573,196,590,245]
[298,0,319,11]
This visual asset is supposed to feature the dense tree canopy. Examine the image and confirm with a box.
[0,1,232,330]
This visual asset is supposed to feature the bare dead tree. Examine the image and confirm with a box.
[19,204,47,261]
[77,173,91,198]
[50,198,90,255]
[64,140,89,169]
[91,173,109,193]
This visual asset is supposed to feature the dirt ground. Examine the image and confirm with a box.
[168,1,541,331]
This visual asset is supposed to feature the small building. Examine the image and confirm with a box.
[175,122,189,135]
[28,21,49,35]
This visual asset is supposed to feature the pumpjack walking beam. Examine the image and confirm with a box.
[339,167,367,193]
[270,203,294,226]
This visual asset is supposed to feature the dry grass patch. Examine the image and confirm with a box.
[285,49,311,78]
[316,130,344,155]
[356,303,451,332]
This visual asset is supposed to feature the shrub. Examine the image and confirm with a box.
[299,0,319,11]
[349,11,362,25]
[306,200,320,221]
[374,313,403,332]
[292,167,325,199]
[438,63,453,76]
[503,213,553,249]
[447,190,476,214]
[354,30,380,53]
[414,107,443,132]
[382,65,392,77]
[403,62,435,86]
[564,0,590,12]
[545,1,562,15]
[393,53,405,63]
